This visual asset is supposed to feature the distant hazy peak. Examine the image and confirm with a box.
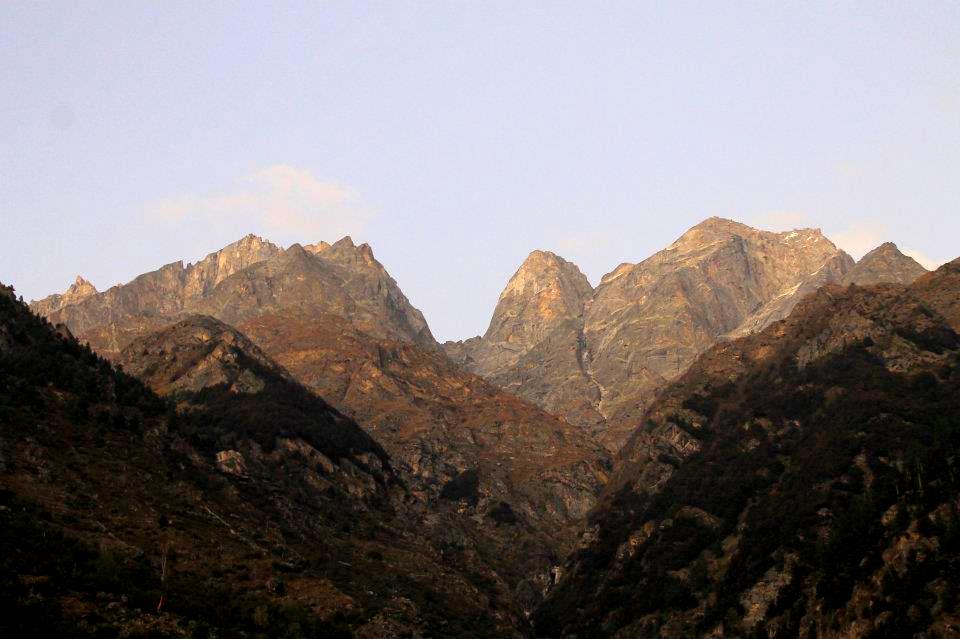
[843,241,928,286]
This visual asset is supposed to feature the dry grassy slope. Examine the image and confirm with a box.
[0,291,526,637]
[535,261,960,638]
[117,314,291,395]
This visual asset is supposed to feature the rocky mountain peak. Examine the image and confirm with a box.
[452,217,860,451]
[482,250,592,347]
[495,250,591,305]
[843,241,928,286]
[66,275,97,299]
[321,235,378,267]
[669,216,831,255]
[178,234,283,302]
[303,240,332,254]
[35,232,437,357]
[28,274,100,316]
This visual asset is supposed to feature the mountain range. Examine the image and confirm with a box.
[3,216,952,637]
[444,218,927,450]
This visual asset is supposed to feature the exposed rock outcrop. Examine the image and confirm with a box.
[450,218,858,451]
[30,275,98,316]
[445,250,604,434]
[33,234,434,357]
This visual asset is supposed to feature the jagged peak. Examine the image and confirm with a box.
[862,241,902,256]
[212,233,279,256]
[283,243,309,258]
[842,240,928,286]
[358,242,375,258]
[503,249,590,293]
[320,235,380,268]
[666,218,838,261]
[517,249,573,270]
[690,216,755,233]
[687,216,827,241]
[65,275,97,296]
[304,240,332,255]
[488,250,594,338]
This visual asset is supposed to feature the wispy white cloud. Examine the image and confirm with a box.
[829,223,889,259]
[829,222,944,268]
[147,165,371,241]
[902,249,942,271]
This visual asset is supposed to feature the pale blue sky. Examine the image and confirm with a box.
[2,2,958,341]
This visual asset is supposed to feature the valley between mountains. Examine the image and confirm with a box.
[3,217,959,637]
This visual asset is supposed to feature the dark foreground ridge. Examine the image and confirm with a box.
[0,287,532,637]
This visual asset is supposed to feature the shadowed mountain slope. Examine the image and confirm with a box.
[2,287,554,637]
[534,259,960,637]
[235,310,612,614]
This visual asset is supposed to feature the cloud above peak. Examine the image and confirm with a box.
[830,224,888,259]
[828,222,943,269]
[902,249,942,271]
[147,165,371,243]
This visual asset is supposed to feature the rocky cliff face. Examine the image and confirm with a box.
[535,260,960,637]
[843,241,928,286]
[33,235,434,357]
[33,234,282,355]
[480,250,594,360]
[194,237,436,350]
[583,218,852,447]
[445,250,605,433]
[449,218,858,451]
